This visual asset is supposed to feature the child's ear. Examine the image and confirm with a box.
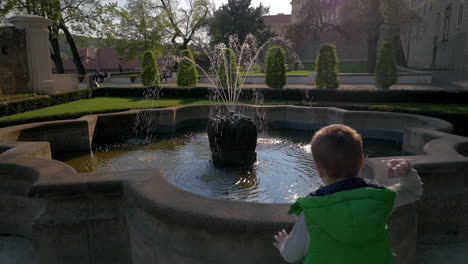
[360,158,365,169]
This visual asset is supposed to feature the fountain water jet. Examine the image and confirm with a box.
[179,34,303,167]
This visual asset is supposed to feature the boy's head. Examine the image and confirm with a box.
[311,125,364,183]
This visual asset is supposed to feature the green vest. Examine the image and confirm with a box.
[289,187,396,264]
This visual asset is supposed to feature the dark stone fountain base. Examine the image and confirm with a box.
[207,113,258,168]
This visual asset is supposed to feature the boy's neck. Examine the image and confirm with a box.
[323,176,355,186]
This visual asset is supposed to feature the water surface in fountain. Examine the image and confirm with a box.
[57,128,403,203]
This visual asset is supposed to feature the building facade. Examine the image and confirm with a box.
[401,0,468,71]
[263,13,291,36]
[62,47,140,73]
[288,0,366,61]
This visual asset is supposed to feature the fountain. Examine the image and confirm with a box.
[207,112,257,167]
[176,34,302,168]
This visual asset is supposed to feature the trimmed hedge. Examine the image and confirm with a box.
[376,42,398,89]
[91,87,468,104]
[0,89,92,118]
[265,46,287,89]
[315,44,340,89]
[217,48,238,89]
[1,96,468,137]
[141,51,160,87]
[177,49,199,88]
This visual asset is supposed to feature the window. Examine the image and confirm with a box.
[458,3,464,26]
[443,5,451,41]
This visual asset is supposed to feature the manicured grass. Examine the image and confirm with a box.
[240,70,312,76]
[0,97,213,122]
[0,94,38,103]
[1,96,468,123]
[301,61,368,73]
[287,70,312,75]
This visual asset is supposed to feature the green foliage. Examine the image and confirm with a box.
[216,48,238,88]
[315,44,340,89]
[376,41,398,89]
[265,46,287,89]
[0,90,92,118]
[141,51,160,87]
[209,0,274,45]
[177,49,199,88]
[107,0,164,60]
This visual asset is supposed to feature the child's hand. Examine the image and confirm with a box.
[387,159,411,179]
[273,229,289,250]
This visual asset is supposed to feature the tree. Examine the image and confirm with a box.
[141,51,160,87]
[1,0,110,75]
[289,0,418,73]
[216,48,238,89]
[315,44,340,89]
[265,46,286,89]
[209,0,275,45]
[341,0,419,72]
[157,0,213,51]
[375,41,397,89]
[107,0,165,60]
[177,49,199,87]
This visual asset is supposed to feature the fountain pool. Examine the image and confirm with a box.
[56,128,403,203]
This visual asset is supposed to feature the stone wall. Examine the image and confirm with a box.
[0,26,29,95]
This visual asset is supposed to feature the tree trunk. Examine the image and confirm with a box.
[59,20,86,75]
[179,38,191,51]
[367,27,380,73]
[49,26,64,74]
[392,34,407,67]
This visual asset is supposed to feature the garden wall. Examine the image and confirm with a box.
[0,26,29,95]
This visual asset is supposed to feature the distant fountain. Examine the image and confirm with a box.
[177,34,302,167]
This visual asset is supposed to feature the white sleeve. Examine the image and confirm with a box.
[387,168,423,212]
[278,213,309,263]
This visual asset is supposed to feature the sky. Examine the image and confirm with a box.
[115,0,292,15]
[214,0,292,15]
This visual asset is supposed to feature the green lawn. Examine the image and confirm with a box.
[240,71,312,76]
[0,94,38,103]
[1,97,467,123]
[0,97,212,122]
[301,61,368,73]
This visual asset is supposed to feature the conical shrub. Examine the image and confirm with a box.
[265,46,287,89]
[141,51,160,87]
[217,48,238,89]
[177,49,199,88]
[315,43,340,89]
[376,41,398,89]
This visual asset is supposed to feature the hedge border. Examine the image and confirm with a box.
[1,102,467,136]
[93,87,468,104]
[0,89,92,118]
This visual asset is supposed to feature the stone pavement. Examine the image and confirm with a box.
[0,236,35,264]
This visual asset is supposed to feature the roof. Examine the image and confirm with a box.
[63,47,140,72]
[263,14,292,25]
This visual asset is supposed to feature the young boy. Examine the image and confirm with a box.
[273,124,423,264]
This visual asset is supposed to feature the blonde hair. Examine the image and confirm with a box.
[311,124,363,179]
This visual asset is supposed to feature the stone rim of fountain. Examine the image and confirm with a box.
[1,105,468,263]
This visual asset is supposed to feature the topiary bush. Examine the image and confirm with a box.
[177,49,199,88]
[376,41,398,89]
[217,48,238,89]
[265,46,287,89]
[315,43,340,89]
[141,51,160,87]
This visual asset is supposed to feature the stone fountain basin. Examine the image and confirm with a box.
[1,105,468,264]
